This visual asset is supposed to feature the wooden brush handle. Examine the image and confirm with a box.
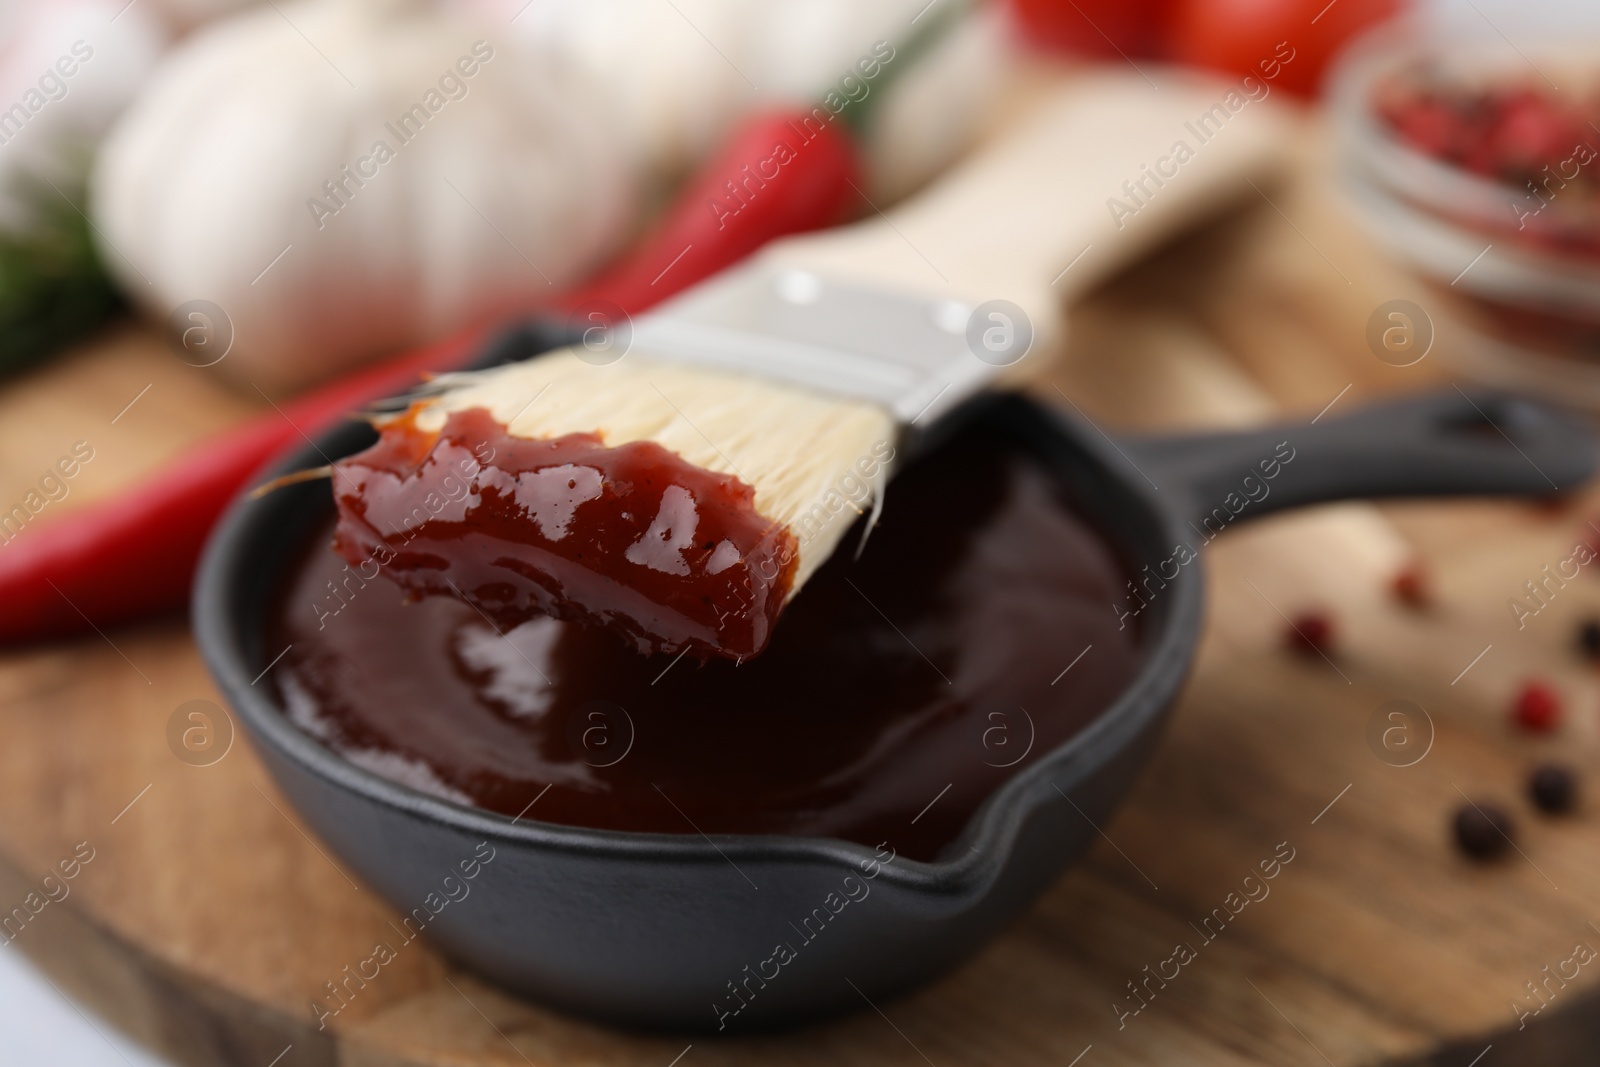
[764,69,1290,360]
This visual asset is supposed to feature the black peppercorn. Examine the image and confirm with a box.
[1529,763,1578,814]
[1578,618,1600,661]
[1453,803,1513,859]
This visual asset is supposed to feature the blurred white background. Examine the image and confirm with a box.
[1426,0,1600,27]
[0,949,166,1067]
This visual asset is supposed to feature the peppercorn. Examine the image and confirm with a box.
[1288,612,1334,657]
[1453,803,1514,859]
[1529,763,1577,814]
[1511,681,1562,734]
[1577,618,1600,661]
[1391,565,1429,608]
[1530,494,1571,516]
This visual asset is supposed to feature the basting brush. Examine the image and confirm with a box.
[329,70,1291,661]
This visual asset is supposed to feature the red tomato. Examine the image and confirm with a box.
[1165,0,1404,97]
[1005,0,1174,59]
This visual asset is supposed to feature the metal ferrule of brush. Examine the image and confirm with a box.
[628,262,1017,429]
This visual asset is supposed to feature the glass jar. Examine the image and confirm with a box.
[1329,21,1600,404]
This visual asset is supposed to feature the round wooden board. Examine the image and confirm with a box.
[7,130,1600,1066]
[9,512,1600,1067]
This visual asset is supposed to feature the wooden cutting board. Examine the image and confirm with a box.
[3,121,1600,1067]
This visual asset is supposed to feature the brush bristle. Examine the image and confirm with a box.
[403,349,899,595]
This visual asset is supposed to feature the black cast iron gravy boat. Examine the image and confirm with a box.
[195,322,1596,1032]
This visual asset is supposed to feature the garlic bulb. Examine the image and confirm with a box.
[459,0,1006,187]
[498,0,750,179]
[856,3,1009,203]
[142,0,263,36]
[0,0,165,230]
[93,0,637,393]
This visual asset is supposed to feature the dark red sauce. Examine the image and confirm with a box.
[278,429,1141,861]
[330,407,796,661]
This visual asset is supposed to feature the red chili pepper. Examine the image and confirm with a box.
[0,107,864,645]
[1004,0,1170,61]
[0,326,492,643]
[556,110,859,316]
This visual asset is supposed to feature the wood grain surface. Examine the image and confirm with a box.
[3,121,1600,1067]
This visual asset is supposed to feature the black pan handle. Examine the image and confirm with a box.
[1119,390,1596,525]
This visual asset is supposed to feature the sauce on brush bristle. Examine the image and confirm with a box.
[330,406,797,661]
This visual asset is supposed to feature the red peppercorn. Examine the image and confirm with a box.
[1529,493,1570,516]
[1511,681,1562,733]
[1393,98,1461,157]
[1287,612,1334,657]
[1391,565,1430,608]
[1582,524,1600,561]
[1494,93,1565,168]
